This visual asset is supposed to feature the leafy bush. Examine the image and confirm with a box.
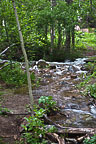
[83,134,96,144]
[77,63,96,99]
[0,63,35,87]
[75,32,96,48]
[38,96,57,112]
[22,105,56,144]
[85,84,96,98]
[84,62,96,74]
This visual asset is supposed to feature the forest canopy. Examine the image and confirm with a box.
[0,0,96,61]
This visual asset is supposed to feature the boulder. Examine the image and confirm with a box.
[49,64,56,69]
[37,59,49,68]
[70,74,77,79]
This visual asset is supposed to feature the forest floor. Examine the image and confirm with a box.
[0,83,30,144]
[0,47,96,144]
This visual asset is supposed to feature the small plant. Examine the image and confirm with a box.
[22,106,56,144]
[83,134,96,144]
[0,105,11,115]
[21,96,57,143]
[22,116,46,143]
[77,71,96,88]
[84,62,96,74]
[38,96,57,112]
[85,84,96,98]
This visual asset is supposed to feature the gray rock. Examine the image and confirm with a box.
[37,59,49,68]
[43,74,52,78]
[68,65,79,73]
[49,64,56,69]
[90,105,96,115]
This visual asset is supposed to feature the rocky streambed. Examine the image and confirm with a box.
[27,58,96,128]
[0,58,96,129]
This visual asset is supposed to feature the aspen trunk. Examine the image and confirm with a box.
[12,0,34,114]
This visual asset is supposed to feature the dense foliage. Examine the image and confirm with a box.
[0,0,96,61]
[0,63,36,87]
[22,96,57,143]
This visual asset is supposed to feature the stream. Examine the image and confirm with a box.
[0,58,96,128]
[31,58,96,128]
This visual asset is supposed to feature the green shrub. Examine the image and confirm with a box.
[22,106,56,144]
[83,134,96,144]
[0,63,35,87]
[38,96,57,112]
[22,96,57,143]
[85,84,96,98]
[75,32,96,48]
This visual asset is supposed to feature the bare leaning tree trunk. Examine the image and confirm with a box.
[50,0,56,52]
[12,0,34,114]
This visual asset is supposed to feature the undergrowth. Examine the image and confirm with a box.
[78,62,96,99]
[22,96,57,144]
[83,134,96,144]
[0,62,36,87]
[75,31,96,49]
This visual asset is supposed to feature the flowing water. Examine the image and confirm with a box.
[32,58,96,128]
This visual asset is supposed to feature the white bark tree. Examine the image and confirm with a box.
[12,0,34,114]
[50,0,56,52]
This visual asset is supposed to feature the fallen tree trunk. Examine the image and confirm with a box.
[43,114,96,135]
[57,127,96,135]
[3,112,96,135]
[46,133,65,144]
[0,44,15,56]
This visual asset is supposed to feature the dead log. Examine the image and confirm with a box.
[46,133,65,144]
[3,113,96,135]
[57,127,96,135]
[77,135,87,143]
[43,114,96,135]
[65,138,77,144]
[0,44,15,56]
[0,64,10,70]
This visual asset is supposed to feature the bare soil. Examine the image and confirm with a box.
[0,84,31,144]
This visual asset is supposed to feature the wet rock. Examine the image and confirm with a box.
[43,74,52,78]
[81,65,89,71]
[84,58,96,63]
[66,103,80,109]
[70,74,77,79]
[60,81,69,86]
[66,119,72,124]
[37,59,49,68]
[89,105,96,115]
[68,65,79,73]
[49,64,56,69]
